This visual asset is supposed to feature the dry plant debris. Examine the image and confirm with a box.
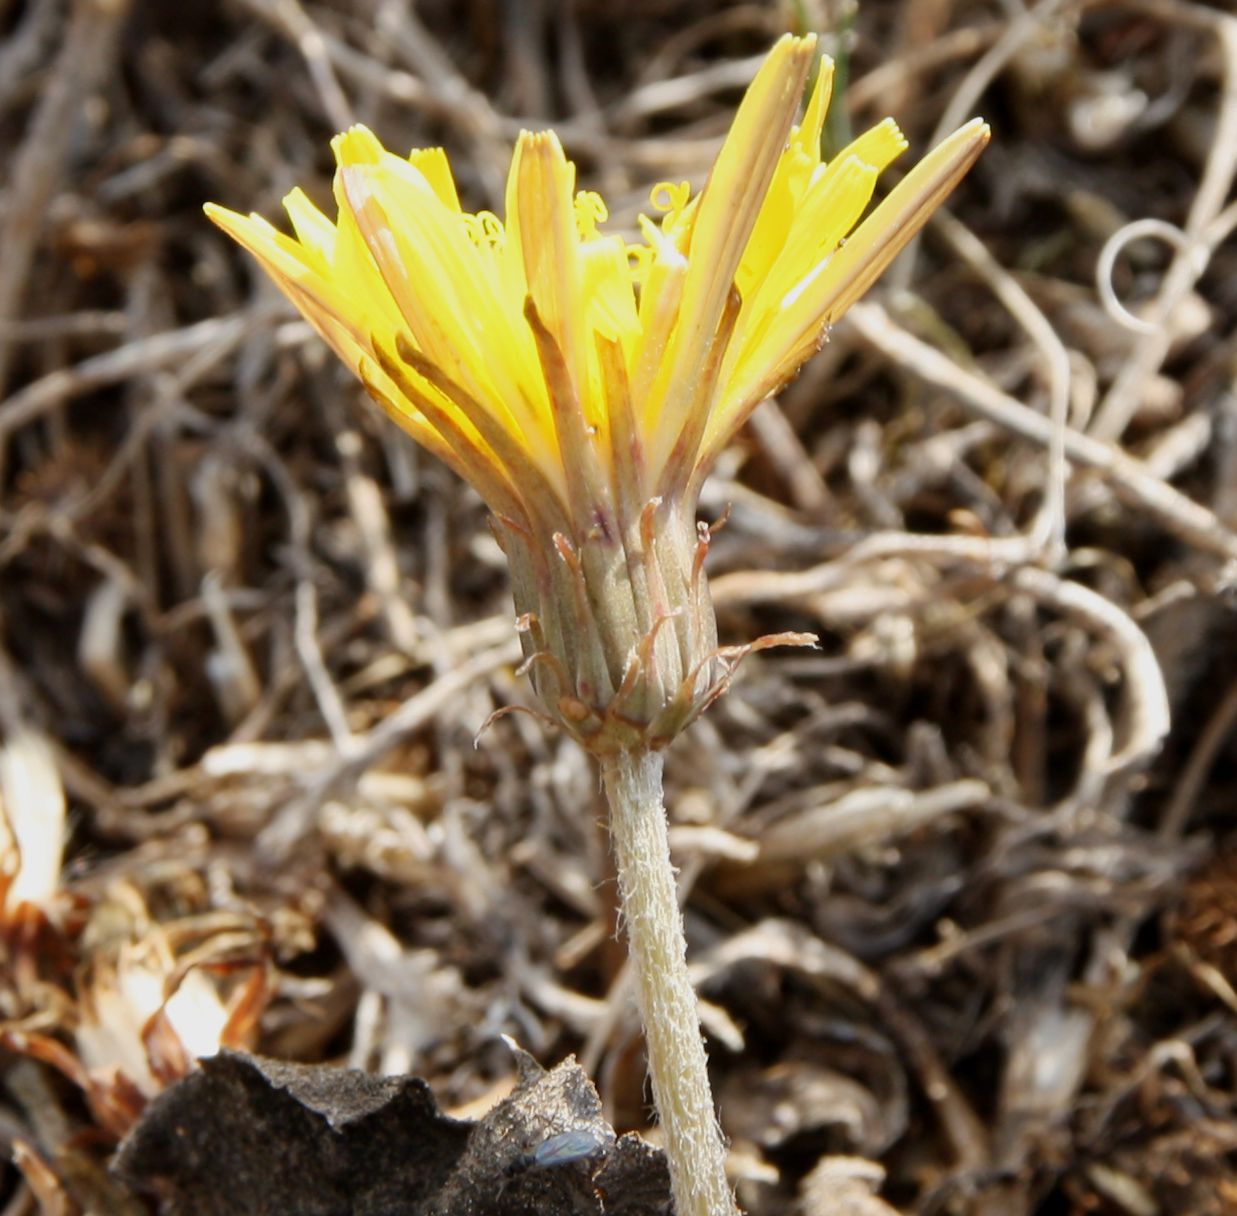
[114,1047,670,1215]
[1,1,1236,1213]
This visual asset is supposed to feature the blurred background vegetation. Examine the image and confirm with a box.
[1,0,1236,1212]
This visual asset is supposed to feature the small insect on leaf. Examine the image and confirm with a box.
[504,1127,611,1184]
[530,1129,609,1169]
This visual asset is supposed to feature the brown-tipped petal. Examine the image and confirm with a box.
[509,131,587,400]
[365,344,528,524]
[393,334,569,532]
[813,118,990,325]
[714,118,989,443]
[643,35,817,472]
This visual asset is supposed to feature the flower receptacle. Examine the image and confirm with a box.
[497,497,719,755]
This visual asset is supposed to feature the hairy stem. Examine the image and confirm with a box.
[601,748,738,1216]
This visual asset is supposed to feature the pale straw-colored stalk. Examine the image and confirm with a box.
[603,747,737,1216]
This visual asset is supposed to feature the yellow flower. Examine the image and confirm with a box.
[207,34,988,753]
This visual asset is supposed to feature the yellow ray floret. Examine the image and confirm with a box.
[206,33,988,534]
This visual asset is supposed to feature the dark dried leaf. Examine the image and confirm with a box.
[114,1050,672,1216]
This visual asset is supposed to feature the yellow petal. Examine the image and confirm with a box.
[795,56,833,160]
[204,204,371,358]
[337,160,556,480]
[408,147,461,211]
[208,41,990,545]
[282,188,335,273]
[721,156,883,409]
[644,32,817,479]
[828,117,909,179]
[725,120,910,393]
[331,125,384,166]
[508,131,587,407]
[808,118,990,326]
[722,118,990,420]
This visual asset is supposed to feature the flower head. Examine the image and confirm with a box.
[207,34,988,753]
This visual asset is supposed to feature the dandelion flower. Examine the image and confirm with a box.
[207,34,988,756]
[208,35,988,1216]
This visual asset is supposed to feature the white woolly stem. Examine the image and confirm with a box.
[602,748,738,1216]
